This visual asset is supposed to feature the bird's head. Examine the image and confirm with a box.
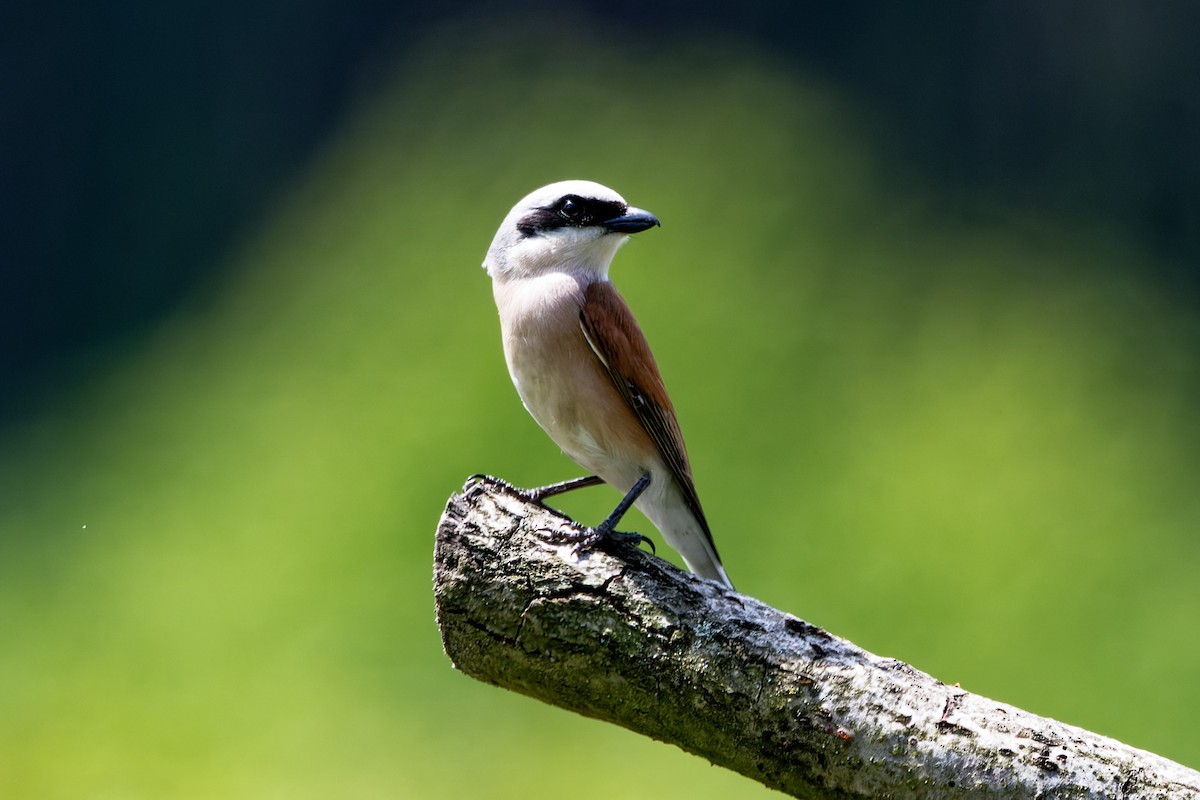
[483,180,660,281]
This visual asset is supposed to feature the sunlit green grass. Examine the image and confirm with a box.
[2,20,1197,797]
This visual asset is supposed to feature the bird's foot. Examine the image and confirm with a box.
[463,474,549,506]
[605,528,656,555]
[463,473,515,497]
[541,523,655,555]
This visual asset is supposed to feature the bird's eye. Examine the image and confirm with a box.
[558,198,588,223]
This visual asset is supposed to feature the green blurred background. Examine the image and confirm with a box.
[3,3,1199,797]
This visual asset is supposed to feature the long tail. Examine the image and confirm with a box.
[654,513,733,590]
[625,476,735,590]
[676,530,735,590]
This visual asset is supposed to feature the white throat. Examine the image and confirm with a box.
[488,228,629,283]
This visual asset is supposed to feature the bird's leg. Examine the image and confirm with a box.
[524,474,605,503]
[463,473,604,504]
[463,473,602,502]
[595,472,650,534]
[539,473,655,554]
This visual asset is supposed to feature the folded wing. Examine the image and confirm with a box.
[578,280,720,558]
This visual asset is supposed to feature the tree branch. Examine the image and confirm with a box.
[433,476,1200,799]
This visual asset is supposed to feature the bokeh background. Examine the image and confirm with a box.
[3,2,1199,797]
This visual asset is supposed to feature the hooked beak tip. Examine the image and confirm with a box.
[602,207,660,234]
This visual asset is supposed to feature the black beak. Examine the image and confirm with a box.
[601,207,661,234]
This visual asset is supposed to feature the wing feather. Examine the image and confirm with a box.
[579,281,717,551]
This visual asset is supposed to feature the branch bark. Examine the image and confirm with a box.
[433,476,1200,799]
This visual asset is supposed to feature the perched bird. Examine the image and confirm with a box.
[482,180,732,589]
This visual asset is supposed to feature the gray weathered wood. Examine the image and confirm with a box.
[434,475,1200,799]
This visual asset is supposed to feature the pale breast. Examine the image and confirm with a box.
[494,274,655,485]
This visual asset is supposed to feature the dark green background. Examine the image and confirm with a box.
[3,4,1198,797]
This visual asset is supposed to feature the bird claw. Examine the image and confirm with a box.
[603,529,656,555]
[463,473,505,500]
[541,525,655,556]
[463,473,497,490]
[463,474,537,502]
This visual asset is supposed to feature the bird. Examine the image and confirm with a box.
[482,179,732,589]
